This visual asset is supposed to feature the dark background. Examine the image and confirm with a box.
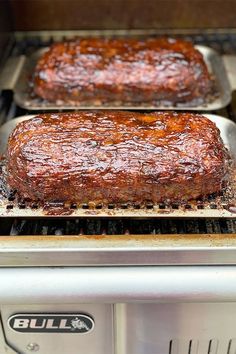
[5,0,236,30]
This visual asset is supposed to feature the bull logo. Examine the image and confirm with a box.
[71,317,90,331]
[8,313,94,333]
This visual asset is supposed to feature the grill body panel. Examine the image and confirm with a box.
[0,268,236,354]
[1,303,236,354]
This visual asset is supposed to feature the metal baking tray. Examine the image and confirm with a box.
[0,113,236,218]
[0,45,235,111]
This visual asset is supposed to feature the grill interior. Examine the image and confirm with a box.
[4,218,236,236]
[1,30,236,235]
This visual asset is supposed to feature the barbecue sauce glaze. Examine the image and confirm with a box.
[33,38,213,106]
[6,111,229,204]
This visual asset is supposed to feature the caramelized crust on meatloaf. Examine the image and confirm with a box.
[33,38,213,106]
[6,111,229,204]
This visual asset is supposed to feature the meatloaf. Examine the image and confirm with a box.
[6,111,229,204]
[33,38,213,106]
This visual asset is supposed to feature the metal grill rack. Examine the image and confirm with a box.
[5,218,236,236]
[1,29,236,235]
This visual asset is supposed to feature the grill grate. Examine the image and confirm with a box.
[1,30,236,235]
[5,218,236,236]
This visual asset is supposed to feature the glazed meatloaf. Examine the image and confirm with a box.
[6,111,229,204]
[33,38,213,106]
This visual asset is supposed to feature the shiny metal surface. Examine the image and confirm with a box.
[0,43,233,111]
[116,303,236,354]
[1,234,236,266]
[1,302,236,354]
[0,113,235,218]
[223,54,236,91]
[0,56,25,92]
[0,314,17,354]
[0,266,235,303]
[1,304,113,354]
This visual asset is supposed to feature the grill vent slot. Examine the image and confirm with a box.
[169,339,233,354]
[208,339,218,354]
[228,339,236,354]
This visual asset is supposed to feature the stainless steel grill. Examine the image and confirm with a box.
[1,30,236,234]
[2,29,236,354]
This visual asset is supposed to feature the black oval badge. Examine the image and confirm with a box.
[8,313,94,333]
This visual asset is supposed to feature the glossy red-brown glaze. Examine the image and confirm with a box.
[6,111,229,204]
[33,38,213,106]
